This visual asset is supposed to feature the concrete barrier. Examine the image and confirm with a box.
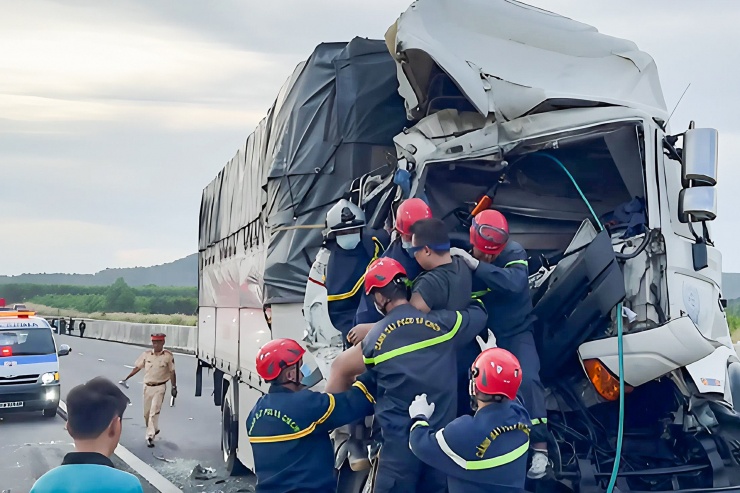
[79,319,196,353]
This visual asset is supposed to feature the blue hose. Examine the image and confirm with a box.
[536,152,624,493]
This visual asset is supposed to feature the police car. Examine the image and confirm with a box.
[0,311,69,417]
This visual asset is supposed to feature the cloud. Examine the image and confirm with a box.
[0,219,126,274]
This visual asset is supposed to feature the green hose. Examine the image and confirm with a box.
[537,152,624,493]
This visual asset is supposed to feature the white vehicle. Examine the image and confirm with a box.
[0,311,70,418]
[196,1,740,491]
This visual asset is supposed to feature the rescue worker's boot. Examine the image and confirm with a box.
[527,450,549,479]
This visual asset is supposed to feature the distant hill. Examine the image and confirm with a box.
[0,254,197,287]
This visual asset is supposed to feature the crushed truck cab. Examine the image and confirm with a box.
[196,1,740,491]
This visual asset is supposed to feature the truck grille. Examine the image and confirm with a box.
[0,374,39,385]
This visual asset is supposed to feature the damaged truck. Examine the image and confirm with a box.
[196,1,740,491]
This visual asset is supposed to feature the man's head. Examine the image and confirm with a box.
[151,333,166,352]
[469,348,522,411]
[66,377,130,456]
[255,338,306,389]
[409,218,451,271]
[326,199,366,251]
[364,258,409,316]
[395,198,432,249]
[470,209,510,263]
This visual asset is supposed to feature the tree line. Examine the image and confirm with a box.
[1,279,197,315]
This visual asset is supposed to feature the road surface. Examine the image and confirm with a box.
[2,334,256,492]
[1,412,158,493]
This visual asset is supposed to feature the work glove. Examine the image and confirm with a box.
[450,247,479,271]
[476,329,497,351]
[408,393,435,420]
[171,386,178,398]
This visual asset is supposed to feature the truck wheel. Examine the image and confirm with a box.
[43,407,57,418]
[221,398,248,476]
[336,462,369,493]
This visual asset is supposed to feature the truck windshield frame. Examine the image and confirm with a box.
[0,327,56,356]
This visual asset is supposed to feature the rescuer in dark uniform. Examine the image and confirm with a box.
[348,197,432,343]
[408,347,531,493]
[324,199,388,344]
[246,338,376,493]
[326,258,488,493]
[451,208,550,479]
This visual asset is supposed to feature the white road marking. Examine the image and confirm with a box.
[58,400,180,493]
[124,365,135,369]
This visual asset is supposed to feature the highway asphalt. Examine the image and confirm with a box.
[1,334,256,492]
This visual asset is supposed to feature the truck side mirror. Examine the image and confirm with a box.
[679,187,717,223]
[683,128,718,186]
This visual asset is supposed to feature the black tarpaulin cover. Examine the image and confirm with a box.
[199,38,406,305]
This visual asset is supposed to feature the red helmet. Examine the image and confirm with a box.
[470,209,509,256]
[364,258,407,295]
[256,338,305,382]
[395,198,432,235]
[470,348,522,400]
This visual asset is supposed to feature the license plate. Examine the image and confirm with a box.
[0,401,23,409]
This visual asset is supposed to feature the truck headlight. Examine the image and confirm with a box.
[41,372,59,384]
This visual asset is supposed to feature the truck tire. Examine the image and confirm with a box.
[221,397,248,476]
[43,407,57,418]
[336,462,369,493]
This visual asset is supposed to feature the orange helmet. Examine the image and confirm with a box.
[256,338,305,382]
[470,209,509,256]
[395,198,432,235]
[470,348,522,400]
[364,258,407,295]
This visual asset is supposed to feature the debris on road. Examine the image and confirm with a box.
[190,464,217,480]
[153,453,176,463]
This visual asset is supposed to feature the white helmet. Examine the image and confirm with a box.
[325,199,365,238]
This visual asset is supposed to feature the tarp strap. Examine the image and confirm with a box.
[272,224,325,233]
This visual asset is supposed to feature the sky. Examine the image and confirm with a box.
[1,0,739,275]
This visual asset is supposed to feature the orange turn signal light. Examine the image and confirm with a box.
[584,359,633,401]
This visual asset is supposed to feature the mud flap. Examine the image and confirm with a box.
[213,368,225,407]
[195,359,205,397]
